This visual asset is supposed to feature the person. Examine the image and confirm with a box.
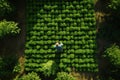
[54,41,63,53]
[54,41,63,71]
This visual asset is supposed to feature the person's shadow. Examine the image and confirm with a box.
[55,51,62,72]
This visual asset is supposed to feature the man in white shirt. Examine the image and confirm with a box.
[54,41,63,53]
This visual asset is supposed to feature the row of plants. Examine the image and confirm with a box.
[25,57,95,64]
[14,71,77,80]
[25,0,98,76]
[32,25,96,31]
[26,1,95,25]
[25,64,97,73]
[27,36,95,41]
[27,9,94,15]
[26,0,94,9]
[26,39,95,44]
[25,48,95,54]
[28,13,95,19]
[35,13,95,18]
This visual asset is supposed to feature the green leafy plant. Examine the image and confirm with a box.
[65,67,72,72]
[40,60,58,77]
[14,72,41,80]
[108,0,120,11]
[104,44,120,67]
[55,72,76,80]
[13,63,21,73]
[0,0,13,17]
[0,20,20,38]
[0,55,17,79]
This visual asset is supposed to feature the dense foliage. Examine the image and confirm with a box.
[0,0,13,17]
[25,0,98,75]
[0,20,20,38]
[55,72,76,80]
[13,63,21,73]
[103,44,120,80]
[40,60,58,77]
[108,0,120,11]
[14,72,41,80]
[104,44,120,67]
[0,56,17,80]
[98,0,120,43]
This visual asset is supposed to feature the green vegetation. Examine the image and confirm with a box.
[103,44,120,80]
[0,56,17,80]
[25,0,98,74]
[108,0,120,11]
[104,44,120,67]
[13,62,21,73]
[55,72,76,80]
[97,0,120,80]
[40,60,58,77]
[0,0,21,80]
[14,72,41,80]
[0,0,13,17]
[0,0,120,80]
[0,20,20,38]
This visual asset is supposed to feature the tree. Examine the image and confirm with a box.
[108,0,120,12]
[0,0,13,17]
[104,44,120,80]
[104,44,120,67]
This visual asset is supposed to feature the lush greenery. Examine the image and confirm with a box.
[25,0,98,75]
[14,72,41,80]
[0,56,17,80]
[13,62,21,73]
[0,20,20,38]
[108,0,120,11]
[0,0,13,17]
[40,60,58,77]
[97,0,120,80]
[102,44,120,80]
[55,72,76,80]
[104,44,120,67]
[0,0,21,79]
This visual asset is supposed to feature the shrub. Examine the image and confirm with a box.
[0,20,20,38]
[40,60,58,77]
[13,63,21,73]
[65,67,72,72]
[0,55,17,79]
[55,72,76,80]
[14,72,41,80]
[104,44,120,67]
[108,0,120,11]
[0,0,13,17]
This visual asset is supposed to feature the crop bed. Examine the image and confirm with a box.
[25,0,98,73]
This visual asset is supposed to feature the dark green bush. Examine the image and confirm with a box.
[55,72,76,80]
[0,55,17,79]
[104,44,120,67]
[0,20,20,38]
[108,0,120,11]
[0,0,13,17]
